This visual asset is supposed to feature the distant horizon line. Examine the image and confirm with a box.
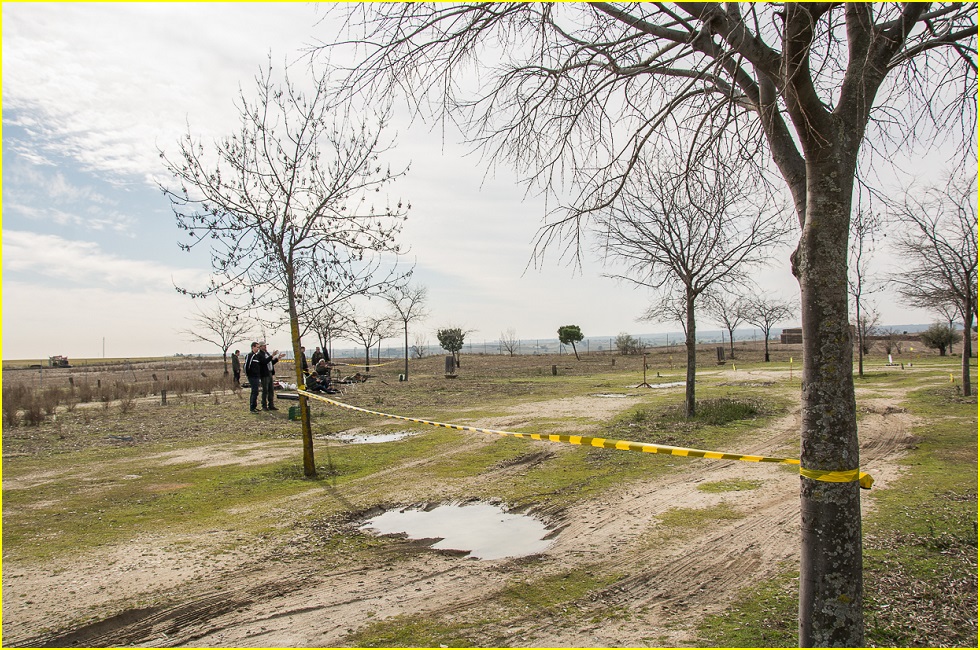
[9,322,948,362]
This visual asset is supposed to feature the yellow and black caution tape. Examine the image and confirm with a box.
[331,360,401,368]
[280,359,400,369]
[298,390,873,489]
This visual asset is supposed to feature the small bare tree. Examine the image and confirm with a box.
[849,210,884,377]
[500,328,520,357]
[181,303,253,375]
[705,291,750,361]
[934,302,962,355]
[383,284,429,381]
[745,295,797,363]
[411,333,428,359]
[346,309,397,372]
[160,59,410,477]
[855,306,882,356]
[597,150,790,417]
[891,172,978,395]
[303,304,351,362]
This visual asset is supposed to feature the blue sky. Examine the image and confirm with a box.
[1,3,943,360]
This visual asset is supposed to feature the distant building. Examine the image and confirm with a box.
[780,327,803,344]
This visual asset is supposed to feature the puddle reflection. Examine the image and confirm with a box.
[361,502,553,560]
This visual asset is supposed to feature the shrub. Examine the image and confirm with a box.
[920,322,963,356]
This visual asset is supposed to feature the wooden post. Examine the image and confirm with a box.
[161,390,167,405]
[552,364,557,376]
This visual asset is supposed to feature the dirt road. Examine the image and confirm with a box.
[2,391,916,647]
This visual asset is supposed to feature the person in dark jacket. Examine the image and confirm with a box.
[231,350,242,385]
[259,342,283,411]
[243,342,262,412]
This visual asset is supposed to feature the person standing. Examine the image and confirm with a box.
[231,349,242,385]
[311,346,323,366]
[244,342,262,412]
[259,342,283,411]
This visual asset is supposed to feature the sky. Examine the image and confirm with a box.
[0,3,949,360]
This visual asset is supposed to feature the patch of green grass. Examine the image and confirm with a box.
[1,458,313,561]
[498,567,625,611]
[0,429,458,563]
[697,479,764,493]
[698,569,799,647]
[608,394,783,453]
[425,436,534,479]
[691,397,762,425]
[656,502,744,531]
[347,614,482,647]
[347,566,626,647]
[693,382,978,647]
[861,385,978,647]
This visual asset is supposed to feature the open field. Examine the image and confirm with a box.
[2,346,976,647]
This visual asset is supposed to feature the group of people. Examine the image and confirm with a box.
[230,345,335,413]
[234,341,285,412]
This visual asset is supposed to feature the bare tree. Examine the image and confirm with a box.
[160,59,410,477]
[500,328,520,357]
[346,309,397,372]
[855,306,882,356]
[304,304,351,362]
[411,333,428,359]
[181,303,253,376]
[705,291,750,361]
[745,295,796,363]
[849,210,884,377]
[934,302,962,355]
[383,284,429,381]
[597,151,789,417]
[891,171,978,396]
[328,3,977,643]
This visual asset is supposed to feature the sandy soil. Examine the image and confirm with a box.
[2,390,918,647]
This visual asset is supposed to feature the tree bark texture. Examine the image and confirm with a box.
[795,156,863,647]
[685,290,697,418]
[287,284,316,479]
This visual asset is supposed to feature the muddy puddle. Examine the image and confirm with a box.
[320,431,420,444]
[591,393,638,398]
[635,381,686,389]
[361,502,554,560]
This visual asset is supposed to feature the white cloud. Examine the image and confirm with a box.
[2,3,330,181]
[2,230,205,290]
[0,280,222,359]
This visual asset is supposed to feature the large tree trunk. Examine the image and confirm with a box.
[795,159,863,647]
[684,290,697,418]
[287,287,316,478]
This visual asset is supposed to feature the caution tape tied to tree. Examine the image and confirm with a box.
[298,390,873,489]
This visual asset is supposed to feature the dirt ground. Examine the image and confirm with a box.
[1,376,918,647]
